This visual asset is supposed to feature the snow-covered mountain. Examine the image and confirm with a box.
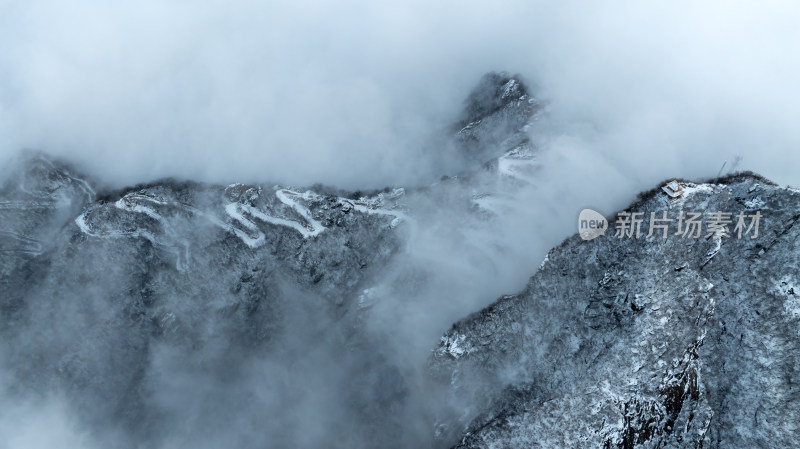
[431,174,800,448]
[1,73,539,448]
[2,72,798,449]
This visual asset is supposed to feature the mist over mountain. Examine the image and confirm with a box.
[2,1,800,189]
[2,2,800,448]
[1,73,548,448]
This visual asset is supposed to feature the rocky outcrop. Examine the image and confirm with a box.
[431,174,800,448]
[454,72,537,166]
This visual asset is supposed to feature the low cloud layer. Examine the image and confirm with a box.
[2,1,798,189]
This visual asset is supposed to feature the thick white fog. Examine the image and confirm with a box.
[2,1,800,448]
[2,0,798,190]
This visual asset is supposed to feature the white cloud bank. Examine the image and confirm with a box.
[1,0,798,189]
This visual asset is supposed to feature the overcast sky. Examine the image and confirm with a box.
[1,0,798,190]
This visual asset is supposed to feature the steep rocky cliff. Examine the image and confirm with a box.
[431,174,800,448]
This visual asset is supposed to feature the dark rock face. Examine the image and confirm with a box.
[454,72,538,167]
[431,175,800,448]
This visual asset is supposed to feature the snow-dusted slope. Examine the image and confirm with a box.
[431,174,800,448]
[0,73,539,448]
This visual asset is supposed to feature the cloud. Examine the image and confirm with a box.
[0,370,100,449]
[3,1,796,189]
